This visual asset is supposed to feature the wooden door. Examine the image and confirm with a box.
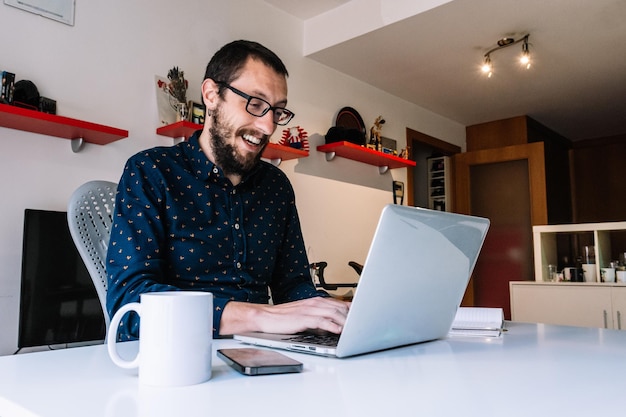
[454,142,548,319]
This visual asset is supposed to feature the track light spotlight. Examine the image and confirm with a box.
[520,37,531,68]
[481,34,531,76]
[481,55,493,78]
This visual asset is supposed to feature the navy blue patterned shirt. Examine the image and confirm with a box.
[106,131,324,339]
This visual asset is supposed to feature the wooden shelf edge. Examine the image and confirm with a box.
[317,141,416,169]
[0,103,128,145]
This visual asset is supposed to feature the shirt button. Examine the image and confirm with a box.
[232,189,237,195]
[234,223,240,230]
[212,167,219,174]
[236,262,242,269]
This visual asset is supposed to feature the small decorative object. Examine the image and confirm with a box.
[39,96,57,114]
[399,148,409,159]
[164,66,188,103]
[12,80,39,110]
[328,106,366,146]
[157,66,189,122]
[189,101,205,125]
[279,126,310,152]
[369,116,385,151]
[174,101,189,122]
[381,136,397,155]
[1,70,15,103]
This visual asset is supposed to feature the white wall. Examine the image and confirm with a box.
[0,0,465,355]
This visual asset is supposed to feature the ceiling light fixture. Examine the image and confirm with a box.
[481,34,531,76]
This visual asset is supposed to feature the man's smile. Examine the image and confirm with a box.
[242,133,263,146]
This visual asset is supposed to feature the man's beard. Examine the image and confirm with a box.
[209,106,268,177]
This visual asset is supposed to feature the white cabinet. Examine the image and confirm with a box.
[533,221,626,282]
[510,282,626,329]
[612,287,626,330]
[427,156,450,211]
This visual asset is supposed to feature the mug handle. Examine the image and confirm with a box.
[107,302,141,369]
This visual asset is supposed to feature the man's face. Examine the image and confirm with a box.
[205,58,288,177]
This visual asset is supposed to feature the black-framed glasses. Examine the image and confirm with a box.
[216,81,295,126]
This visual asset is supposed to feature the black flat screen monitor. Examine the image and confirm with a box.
[18,209,106,349]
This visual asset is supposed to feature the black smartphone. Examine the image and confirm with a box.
[217,348,303,376]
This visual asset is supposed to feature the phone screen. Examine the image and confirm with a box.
[217,348,303,376]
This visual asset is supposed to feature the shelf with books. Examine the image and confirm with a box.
[316,141,415,174]
[0,103,128,152]
[427,156,451,211]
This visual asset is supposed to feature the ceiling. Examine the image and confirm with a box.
[263,0,626,142]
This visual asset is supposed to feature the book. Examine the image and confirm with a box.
[1,71,15,104]
[448,307,504,338]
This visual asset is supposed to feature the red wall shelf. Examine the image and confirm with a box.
[155,120,202,140]
[317,141,415,174]
[263,143,308,165]
[0,103,128,151]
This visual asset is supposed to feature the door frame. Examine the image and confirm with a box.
[453,142,548,307]
[406,128,461,207]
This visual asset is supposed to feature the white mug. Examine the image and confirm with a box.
[107,291,213,387]
[582,264,597,283]
[601,267,616,283]
[617,270,626,283]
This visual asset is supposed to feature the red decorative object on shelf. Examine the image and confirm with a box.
[317,141,416,172]
[0,103,128,146]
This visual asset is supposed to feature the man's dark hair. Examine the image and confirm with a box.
[204,40,288,96]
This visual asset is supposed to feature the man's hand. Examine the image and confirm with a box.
[220,297,350,336]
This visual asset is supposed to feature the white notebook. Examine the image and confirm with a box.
[448,307,504,338]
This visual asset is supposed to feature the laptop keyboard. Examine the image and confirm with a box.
[285,333,340,347]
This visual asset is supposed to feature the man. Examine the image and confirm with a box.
[107,40,349,340]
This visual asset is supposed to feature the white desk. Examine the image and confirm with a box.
[1,322,625,417]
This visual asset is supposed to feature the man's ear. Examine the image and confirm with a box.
[201,78,220,112]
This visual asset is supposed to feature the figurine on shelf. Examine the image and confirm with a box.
[279,126,309,152]
[369,115,385,151]
[399,148,409,159]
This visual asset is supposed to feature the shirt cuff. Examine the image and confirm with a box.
[213,297,229,338]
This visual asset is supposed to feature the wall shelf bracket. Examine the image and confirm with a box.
[324,151,336,162]
[270,158,282,167]
[71,138,84,153]
[378,165,389,175]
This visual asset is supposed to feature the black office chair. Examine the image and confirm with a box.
[310,261,361,292]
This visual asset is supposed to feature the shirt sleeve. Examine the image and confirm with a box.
[267,182,329,304]
[106,155,228,339]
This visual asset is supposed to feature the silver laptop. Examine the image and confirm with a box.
[234,204,490,358]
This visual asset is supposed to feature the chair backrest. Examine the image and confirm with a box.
[67,180,117,333]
